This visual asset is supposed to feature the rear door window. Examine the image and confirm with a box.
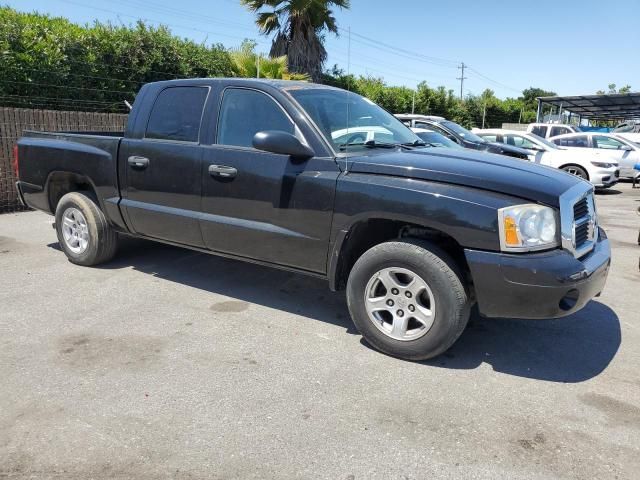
[146,87,209,142]
[550,126,570,137]
[217,88,294,148]
[553,135,589,148]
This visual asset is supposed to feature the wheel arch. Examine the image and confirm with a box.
[46,171,100,214]
[328,216,472,293]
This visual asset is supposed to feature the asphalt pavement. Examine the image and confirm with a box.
[1,182,639,479]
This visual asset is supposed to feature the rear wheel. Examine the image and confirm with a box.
[561,165,588,180]
[346,240,471,361]
[55,192,118,266]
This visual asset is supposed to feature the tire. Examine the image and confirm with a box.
[561,165,589,180]
[346,239,470,361]
[55,191,118,266]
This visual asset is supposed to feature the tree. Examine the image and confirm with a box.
[520,87,556,110]
[596,83,632,94]
[240,0,349,82]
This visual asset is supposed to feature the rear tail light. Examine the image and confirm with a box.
[12,144,19,178]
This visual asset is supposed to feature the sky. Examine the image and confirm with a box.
[7,0,640,99]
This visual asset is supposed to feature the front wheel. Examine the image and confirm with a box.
[55,191,118,266]
[561,165,588,180]
[346,240,471,361]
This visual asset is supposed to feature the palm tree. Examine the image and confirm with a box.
[240,0,350,82]
[229,41,310,80]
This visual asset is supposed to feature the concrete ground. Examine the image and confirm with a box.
[1,182,639,480]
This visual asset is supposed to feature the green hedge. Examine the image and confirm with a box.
[0,7,234,112]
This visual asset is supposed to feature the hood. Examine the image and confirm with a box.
[346,147,584,207]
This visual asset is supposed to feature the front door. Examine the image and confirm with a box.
[592,135,638,178]
[199,87,338,273]
[121,85,209,247]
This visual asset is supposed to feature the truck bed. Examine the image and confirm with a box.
[17,131,125,226]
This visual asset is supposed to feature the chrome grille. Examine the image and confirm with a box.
[573,198,588,219]
[560,183,597,258]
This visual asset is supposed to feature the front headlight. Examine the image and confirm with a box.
[498,204,559,252]
[591,161,615,168]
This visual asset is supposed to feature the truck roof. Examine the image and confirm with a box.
[143,78,342,92]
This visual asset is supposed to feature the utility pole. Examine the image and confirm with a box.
[482,102,487,129]
[457,62,467,100]
[256,56,260,78]
[411,90,416,114]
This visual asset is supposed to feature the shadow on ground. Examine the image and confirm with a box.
[49,237,621,383]
[417,300,620,383]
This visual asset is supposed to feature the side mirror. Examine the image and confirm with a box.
[252,130,315,159]
[621,145,633,151]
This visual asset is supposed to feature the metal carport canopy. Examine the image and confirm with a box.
[536,92,640,120]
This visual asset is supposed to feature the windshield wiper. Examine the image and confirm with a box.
[339,139,424,151]
[401,140,428,148]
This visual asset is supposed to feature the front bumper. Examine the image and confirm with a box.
[464,227,611,319]
[15,181,26,206]
[591,168,619,188]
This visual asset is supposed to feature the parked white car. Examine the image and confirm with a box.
[476,129,620,188]
[410,127,462,149]
[526,123,582,139]
[612,121,640,144]
[331,126,394,145]
[550,132,640,179]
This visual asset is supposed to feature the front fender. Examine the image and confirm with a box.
[327,173,527,289]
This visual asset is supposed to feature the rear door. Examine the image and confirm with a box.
[199,86,338,273]
[120,85,209,246]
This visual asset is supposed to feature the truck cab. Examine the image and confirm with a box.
[527,123,581,139]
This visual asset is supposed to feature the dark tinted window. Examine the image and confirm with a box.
[531,125,548,137]
[146,87,208,142]
[553,135,589,147]
[550,126,570,137]
[217,88,294,148]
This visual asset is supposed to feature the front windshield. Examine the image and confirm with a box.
[287,88,421,151]
[441,121,488,144]
[415,131,462,148]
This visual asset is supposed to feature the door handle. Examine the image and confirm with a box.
[208,164,237,178]
[128,156,150,169]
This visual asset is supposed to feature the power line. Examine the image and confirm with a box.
[466,67,521,94]
[337,27,459,68]
[1,65,145,86]
[0,79,136,95]
[59,0,270,47]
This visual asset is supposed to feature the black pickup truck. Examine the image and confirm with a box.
[15,79,611,360]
